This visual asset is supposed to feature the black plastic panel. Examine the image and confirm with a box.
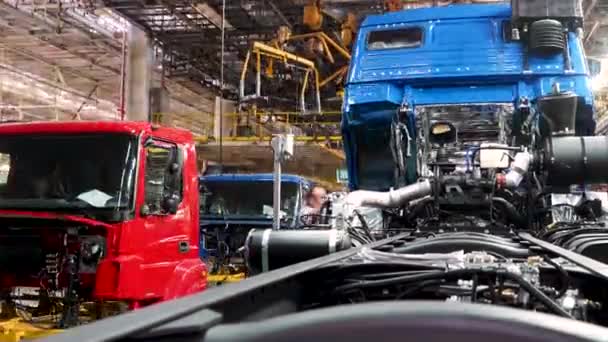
[512,0,583,21]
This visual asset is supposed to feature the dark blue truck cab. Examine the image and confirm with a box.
[199,173,311,265]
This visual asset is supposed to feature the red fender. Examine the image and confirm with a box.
[163,258,208,301]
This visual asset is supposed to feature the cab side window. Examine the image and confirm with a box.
[0,153,10,194]
[143,141,182,215]
[0,153,10,185]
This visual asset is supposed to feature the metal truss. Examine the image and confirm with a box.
[103,0,382,95]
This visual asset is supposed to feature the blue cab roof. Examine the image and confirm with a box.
[361,3,511,27]
[199,173,310,185]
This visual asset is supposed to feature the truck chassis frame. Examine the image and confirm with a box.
[43,232,608,342]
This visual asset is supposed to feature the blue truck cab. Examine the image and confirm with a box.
[342,1,596,191]
[199,173,312,259]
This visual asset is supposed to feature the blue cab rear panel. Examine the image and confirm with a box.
[342,4,594,191]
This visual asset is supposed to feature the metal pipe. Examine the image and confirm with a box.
[320,32,351,60]
[240,50,251,99]
[314,69,322,113]
[252,42,317,69]
[219,0,225,169]
[267,1,292,28]
[320,65,348,88]
[585,0,599,17]
[0,105,55,109]
[72,85,99,120]
[289,33,319,40]
[271,135,284,230]
[301,69,311,112]
[319,37,335,64]
[585,21,600,44]
[288,32,350,61]
[119,32,127,120]
[256,51,261,97]
[345,180,433,208]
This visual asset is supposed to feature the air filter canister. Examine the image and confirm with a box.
[245,229,351,274]
[544,136,608,186]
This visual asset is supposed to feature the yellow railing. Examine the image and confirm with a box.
[219,111,342,143]
[153,111,343,144]
[151,112,214,138]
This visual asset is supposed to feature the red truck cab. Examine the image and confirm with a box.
[0,121,206,327]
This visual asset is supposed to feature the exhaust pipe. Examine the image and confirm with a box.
[346,180,433,208]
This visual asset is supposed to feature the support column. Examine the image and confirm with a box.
[125,26,153,121]
[213,96,236,138]
[150,87,170,123]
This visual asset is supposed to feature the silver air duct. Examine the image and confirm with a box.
[346,179,433,208]
[505,152,532,189]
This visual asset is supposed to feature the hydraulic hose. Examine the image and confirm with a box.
[346,180,433,208]
[333,268,572,319]
[543,256,570,298]
[492,197,526,228]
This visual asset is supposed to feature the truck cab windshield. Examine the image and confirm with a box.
[201,181,299,220]
[0,133,137,212]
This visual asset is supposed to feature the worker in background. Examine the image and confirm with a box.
[300,185,328,226]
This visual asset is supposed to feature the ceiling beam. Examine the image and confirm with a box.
[585,0,600,18]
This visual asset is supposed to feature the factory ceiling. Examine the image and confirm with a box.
[1,0,607,122]
[104,0,608,99]
[104,0,384,98]
[0,0,215,124]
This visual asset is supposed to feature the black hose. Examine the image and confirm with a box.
[333,268,572,319]
[396,280,443,299]
[348,231,370,245]
[539,225,578,240]
[353,209,374,241]
[543,256,571,298]
[471,273,479,303]
[333,269,463,293]
[547,227,607,245]
[492,197,526,228]
[348,226,372,243]
[359,270,437,280]
[504,270,572,318]
[407,197,434,221]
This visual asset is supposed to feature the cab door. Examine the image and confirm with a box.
[138,138,190,295]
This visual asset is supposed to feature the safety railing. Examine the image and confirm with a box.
[152,111,343,144]
[151,112,214,138]
[219,111,342,143]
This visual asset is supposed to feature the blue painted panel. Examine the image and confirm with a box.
[361,4,512,27]
[345,83,403,107]
[349,24,587,85]
[343,3,594,191]
[408,84,517,105]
